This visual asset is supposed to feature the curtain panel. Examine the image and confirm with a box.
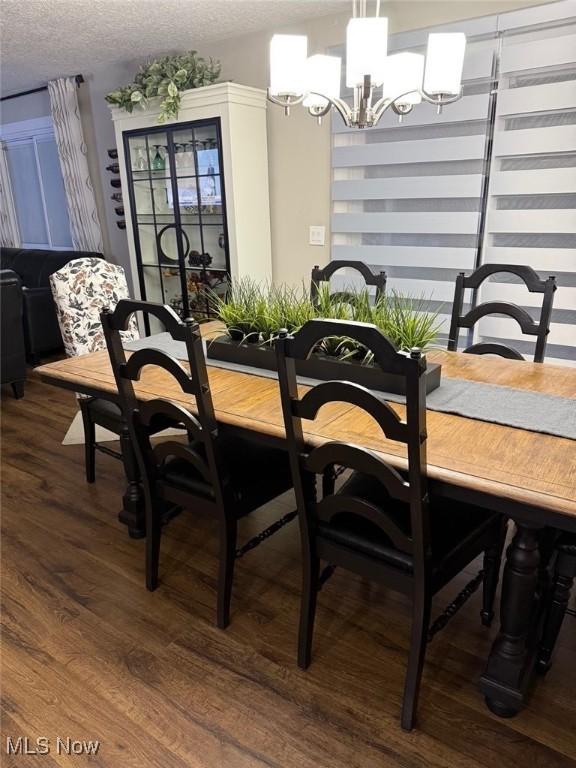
[48,77,103,253]
[0,141,21,247]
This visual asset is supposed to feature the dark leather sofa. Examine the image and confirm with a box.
[1,269,27,397]
[0,247,103,363]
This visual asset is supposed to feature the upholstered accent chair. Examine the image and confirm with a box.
[50,257,139,485]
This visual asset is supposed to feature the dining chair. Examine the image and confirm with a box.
[101,299,295,629]
[276,318,507,730]
[537,533,576,672]
[310,260,387,305]
[50,257,140,484]
[447,264,556,362]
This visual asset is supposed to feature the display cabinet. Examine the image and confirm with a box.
[110,83,272,331]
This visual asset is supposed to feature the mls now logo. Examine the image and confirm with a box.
[6,737,100,755]
[6,738,50,755]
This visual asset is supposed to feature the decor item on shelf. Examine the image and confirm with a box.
[110,178,121,188]
[151,145,165,171]
[106,162,120,174]
[188,250,212,268]
[133,147,148,171]
[107,148,118,159]
[205,279,442,394]
[114,206,124,217]
[268,0,466,129]
[117,220,126,230]
[110,192,123,203]
[105,51,221,124]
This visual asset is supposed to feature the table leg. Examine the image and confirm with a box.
[480,521,544,717]
[118,424,146,539]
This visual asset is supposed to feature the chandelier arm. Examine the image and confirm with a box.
[307,95,355,127]
[306,101,333,120]
[371,95,395,121]
[266,89,305,108]
[419,88,463,107]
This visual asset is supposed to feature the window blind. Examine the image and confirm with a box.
[477,15,576,365]
[330,2,576,364]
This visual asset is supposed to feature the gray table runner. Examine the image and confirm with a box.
[125,333,576,441]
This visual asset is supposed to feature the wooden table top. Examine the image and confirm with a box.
[37,322,576,521]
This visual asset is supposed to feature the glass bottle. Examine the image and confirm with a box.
[152,145,165,172]
[134,147,148,171]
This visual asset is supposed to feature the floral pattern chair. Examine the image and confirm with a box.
[50,258,139,486]
[50,257,139,358]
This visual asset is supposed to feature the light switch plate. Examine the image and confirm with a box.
[309,225,325,246]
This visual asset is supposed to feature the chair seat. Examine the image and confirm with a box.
[86,397,123,433]
[159,433,293,516]
[558,533,576,556]
[86,398,187,438]
[319,472,499,574]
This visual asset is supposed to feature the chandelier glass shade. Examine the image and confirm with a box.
[267,2,466,129]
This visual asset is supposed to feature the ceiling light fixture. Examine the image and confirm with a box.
[267,0,466,129]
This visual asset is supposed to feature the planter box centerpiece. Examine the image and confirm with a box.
[205,280,443,395]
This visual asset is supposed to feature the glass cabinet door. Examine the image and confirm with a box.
[125,119,230,325]
[171,121,229,316]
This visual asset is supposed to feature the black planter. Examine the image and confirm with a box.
[207,335,441,395]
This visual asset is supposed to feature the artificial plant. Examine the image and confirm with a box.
[207,279,442,359]
[106,51,221,123]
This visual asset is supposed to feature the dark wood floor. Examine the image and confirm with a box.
[2,374,575,768]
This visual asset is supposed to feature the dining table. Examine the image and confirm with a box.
[36,320,576,721]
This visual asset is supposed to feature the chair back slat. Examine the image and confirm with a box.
[447,264,556,363]
[311,260,386,304]
[104,300,187,340]
[122,348,195,394]
[463,343,524,361]
[294,381,407,443]
[276,319,430,567]
[139,399,203,442]
[287,318,412,376]
[152,441,211,483]
[305,442,411,502]
[316,496,413,552]
[461,263,547,292]
[459,302,539,335]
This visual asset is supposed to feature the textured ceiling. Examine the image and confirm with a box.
[0,0,348,94]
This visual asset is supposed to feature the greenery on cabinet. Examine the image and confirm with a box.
[207,279,442,361]
[105,51,221,123]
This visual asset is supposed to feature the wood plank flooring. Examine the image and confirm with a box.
[2,373,575,767]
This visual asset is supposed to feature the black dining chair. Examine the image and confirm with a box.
[276,318,507,730]
[101,299,294,629]
[310,260,387,305]
[538,533,576,672]
[447,264,556,362]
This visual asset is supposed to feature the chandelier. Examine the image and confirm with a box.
[267,0,466,129]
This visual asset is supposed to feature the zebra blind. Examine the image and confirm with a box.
[331,2,576,364]
[331,20,498,338]
[478,16,576,365]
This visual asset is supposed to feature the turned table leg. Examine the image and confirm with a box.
[480,522,543,717]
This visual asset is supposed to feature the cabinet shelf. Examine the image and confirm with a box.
[131,171,221,181]
[142,263,228,272]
